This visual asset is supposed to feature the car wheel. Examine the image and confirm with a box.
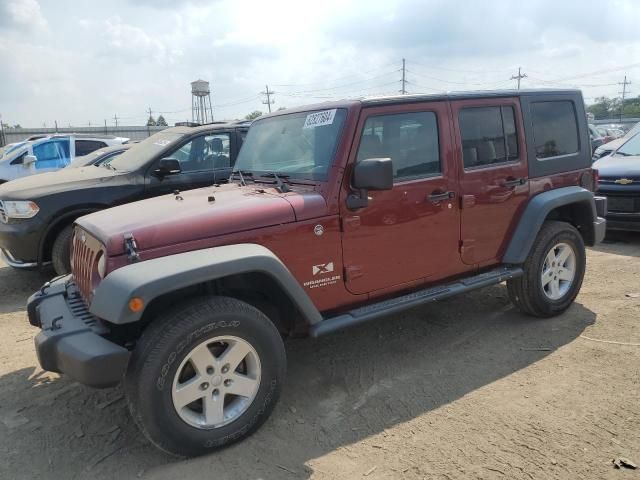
[124,296,286,457]
[51,225,73,275]
[507,221,586,317]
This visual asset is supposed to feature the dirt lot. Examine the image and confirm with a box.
[1,233,639,480]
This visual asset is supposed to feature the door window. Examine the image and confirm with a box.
[530,101,579,159]
[459,106,519,168]
[168,133,231,173]
[32,138,71,169]
[75,140,107,156]
[357,111,440,180]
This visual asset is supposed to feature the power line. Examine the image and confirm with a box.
[510,67,527,90]
[261,85,275,113]
[271,62,399,87]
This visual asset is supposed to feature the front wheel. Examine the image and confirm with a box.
[507,221,586,317]
[51,225,73,275]
[124,296,286,457]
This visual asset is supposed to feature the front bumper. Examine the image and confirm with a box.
[0,216,45,267]
[606,213,640,232]
[593,196,607,244]
[28,275,130,388]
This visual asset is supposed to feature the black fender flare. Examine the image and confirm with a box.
[90,243,323,326]
[503,186,598,264]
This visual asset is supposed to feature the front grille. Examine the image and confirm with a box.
[0,201,7,224]
[71,227,102,303]
[598,191,640,213]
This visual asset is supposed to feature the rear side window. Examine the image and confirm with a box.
[357,111,440,180]
[531,101,579,158]
[75,140,108,156]
[459,106,519,168]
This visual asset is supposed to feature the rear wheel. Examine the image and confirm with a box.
[507,221,585,317]
[51,225,73,275]
[124,296,286,457]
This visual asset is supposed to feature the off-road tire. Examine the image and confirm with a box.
[507,221,586,317]
[123,296,286,457]
[51,225,73,275]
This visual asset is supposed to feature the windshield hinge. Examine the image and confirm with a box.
[124,233,140,263]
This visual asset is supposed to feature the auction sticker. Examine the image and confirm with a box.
[303,109,337,129]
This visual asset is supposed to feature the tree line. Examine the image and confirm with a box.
[587,95,640,120]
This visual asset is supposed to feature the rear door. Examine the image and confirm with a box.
[341,102,462,294]
[451,98,529,265]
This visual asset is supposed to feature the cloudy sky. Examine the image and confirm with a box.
[1,0,639,127]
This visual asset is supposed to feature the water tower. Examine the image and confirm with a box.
[191,79,214,124]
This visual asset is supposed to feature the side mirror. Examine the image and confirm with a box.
[23,155,37,167]
[154,158,181,177]
[347,157,393,210]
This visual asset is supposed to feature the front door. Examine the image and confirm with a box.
[451,98,529,265]
[145,132,231,196]
[341,102,461,295]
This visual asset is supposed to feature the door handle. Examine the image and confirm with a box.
[502,177,526,188]
[428,191,456,203]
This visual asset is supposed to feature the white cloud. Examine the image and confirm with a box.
[0,0,47,30]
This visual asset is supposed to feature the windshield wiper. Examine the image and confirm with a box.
[614,151,634,156]
[231,170,254,186]
[260,172,291,193]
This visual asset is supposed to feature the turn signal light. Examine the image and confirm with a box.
[128,297,145,313]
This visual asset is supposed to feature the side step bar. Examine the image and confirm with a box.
[309,266,523,337]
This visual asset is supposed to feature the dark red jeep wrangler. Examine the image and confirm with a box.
[28,89,606,456]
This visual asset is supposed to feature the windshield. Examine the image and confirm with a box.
[0,141,27,159]
[108,131,184,171]
[233,108,348,181]
[625,122,640,138]
[616,133,640,157]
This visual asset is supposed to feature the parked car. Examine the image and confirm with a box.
[67,143,134,168]
[596,126,624,144]
[589,124,604,153]
[0,134,129,183]
[26,89,605,457]
[593,132,640,231]
[0,122,248,274]
[593,121,640,160]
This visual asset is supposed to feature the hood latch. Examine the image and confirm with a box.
[124,233,140,263]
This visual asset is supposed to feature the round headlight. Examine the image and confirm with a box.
[97,251,107,279]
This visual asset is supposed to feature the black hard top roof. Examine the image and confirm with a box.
[259,89,583,118]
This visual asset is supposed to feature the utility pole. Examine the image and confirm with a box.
[261,85,275,113]
[618,75,631,121]
[113,114,119,128]
[54,120,58,132]
[0,113,5,147]
[510,67,527,90]
[104,119,108,135]
[147,107,153,136]
[400,58,407,94]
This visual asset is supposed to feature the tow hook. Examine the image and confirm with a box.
[124,233,140,263]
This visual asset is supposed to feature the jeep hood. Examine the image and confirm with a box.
[78,185,306,255]
[0,165,121,200]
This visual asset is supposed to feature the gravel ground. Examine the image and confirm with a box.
[0,232,639,480]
